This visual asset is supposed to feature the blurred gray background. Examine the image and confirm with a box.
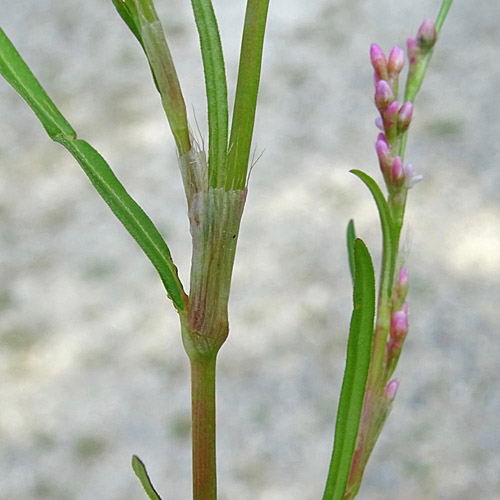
[1,0,499,499]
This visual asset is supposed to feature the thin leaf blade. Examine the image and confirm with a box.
[0,27,76,140]
[132,455,163,500]
[323,238,375,500]
[350,169,395,302]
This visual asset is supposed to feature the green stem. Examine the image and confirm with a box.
[225,0,270,190]
[435,0,454,35]
[190,354,218,500]
[190,0,229,187]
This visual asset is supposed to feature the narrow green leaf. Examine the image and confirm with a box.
[225,0,270,190]
[111,0,143,45]
[346,219,356,284]
[0,27,76,140]
[190,0,228,187]
[132,455,163,500]
[323,239,375,500]
[0,29,186,310]
[350,170,395,303]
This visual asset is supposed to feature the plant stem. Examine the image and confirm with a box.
[190,0,229,187]
[435,0,453,35]
[226,0,270,190]
[190,354,218,500]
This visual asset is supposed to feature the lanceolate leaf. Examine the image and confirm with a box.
[0,27,186,310]
[322,238,376,500]
[0,28,75,140]
[350,169,395,303]
[132,455,163,500]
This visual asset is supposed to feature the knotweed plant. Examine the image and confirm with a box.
[0,0,452,499]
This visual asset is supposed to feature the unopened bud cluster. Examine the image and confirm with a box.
[371,43,422,193]
[370,19,436,195]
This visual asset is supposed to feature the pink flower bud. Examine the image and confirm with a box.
[370,43,388,81]
[377,132,387,143]
[390,309,408,341]
[390,156,404,186]
[407,37,418,65]
[387,45,405,75]
[375,80,394,111]
[384,100,399,129]
[398,101,413,132]
[376,138,392,176]
[384,379,399,400]
[417,19,437,49]
[385,100,399,117]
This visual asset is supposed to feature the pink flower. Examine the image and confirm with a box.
[390,156,404,187]
[384,379,400,400]
[387,45,405,75]
[398,101,413,132]
[370,43,388,80]
[376,138,392,176]
[417,19,437,49]
[404,163,424,188]
[407,37,418,66]
[375,80,394,111]
[390,309,408,341]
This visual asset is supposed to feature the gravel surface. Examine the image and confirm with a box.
[1,1,499,499]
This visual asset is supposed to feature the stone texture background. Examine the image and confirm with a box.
[1,1,499,499]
